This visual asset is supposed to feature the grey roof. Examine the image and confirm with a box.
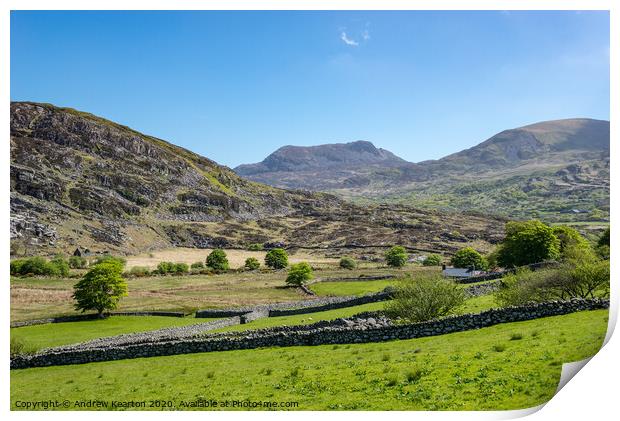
[442,268,479,278]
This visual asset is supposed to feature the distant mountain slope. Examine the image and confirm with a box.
[234,119,610,223]
[10,102,504,256]
[236,140,406,174]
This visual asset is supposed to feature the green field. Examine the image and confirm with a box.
[11,316,221,350]
[10,309,608,410]
[310,280,397,296]
[11,295,497,349]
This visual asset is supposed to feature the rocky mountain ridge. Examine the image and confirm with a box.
[234,118,610,223]
[10,102,504,257]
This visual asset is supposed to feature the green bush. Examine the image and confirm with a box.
[598,228,610,248]
[68,255,88,269]
[72,262,128,317]
[247,243,264,251]
[10,337,39,356]
[385,246,408,268]
[157,261,175,274]
[495,259,610,307]
[22,257,56,276]
[50,256,70,277]
[10,259,26,276]
[451,247,488,271]
[422,254,442,266]
[244,257,260,270]
[339,257,357,270]
[128,266,151,277]
[206,249,230,271]
[496,220,560,268]
[265,248,288,269]
[173,263,189,274]
[552,225,592,260]
[286,262,314,286]
[10,256,63,277]
[384,276,465,322]
[94,255,127,267]
[596,244,610,260]
[190,261,205,270]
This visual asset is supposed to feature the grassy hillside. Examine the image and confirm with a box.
[11,309,608,410]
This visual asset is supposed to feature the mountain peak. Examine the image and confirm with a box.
[235,140,406,175]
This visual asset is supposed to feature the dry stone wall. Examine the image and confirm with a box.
[11,298,608,370]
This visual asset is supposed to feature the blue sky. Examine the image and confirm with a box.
[11,10,609,168]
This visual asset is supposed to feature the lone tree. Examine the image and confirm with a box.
[244,257,260,270]
[286,262,314,286]
[72,262,127,318]
[451,247,488,271]
[385,276,465,322]
[206,249,229,271]
[385,246,408,268]
[496,220,560,268]
[265,248,288,269]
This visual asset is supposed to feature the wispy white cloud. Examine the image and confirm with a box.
[362,29,370,41]
[340,31,359,46]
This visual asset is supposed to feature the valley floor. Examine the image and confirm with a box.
[10,264,436,322]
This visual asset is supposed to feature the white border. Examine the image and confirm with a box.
[2,1,617,420]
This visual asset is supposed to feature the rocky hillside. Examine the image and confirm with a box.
[235,119,610,223]
[10,102,504,257]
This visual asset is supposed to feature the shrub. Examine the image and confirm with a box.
[596,244,610,260]
[10,337,39,356]
[68,255,88,269]
[384,276,465,322]
[157,261,175,274]
[22,257,56,276]
[552,225,591,258]
[11,257,62,277]
[173,263,189,274]
[422,254,442,266]
[10,259,26,276]
[49,256,70,277]
[247,243,264,251]
[598,228,610,248]
[94,255,127,267]
[128,266,151,277]
[339,257,357,270]
[451,247,488,271]
[496,220,560,268]
[385,246,408,268]
[265,248,288,269]
[286,262,314,286]
[206,249,229,271]
[494,259,610,307]
[190,261,205,269]
[244,257,260,270]
[72,262,128,317]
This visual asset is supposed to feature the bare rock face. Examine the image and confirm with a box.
[10,102,504,256]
